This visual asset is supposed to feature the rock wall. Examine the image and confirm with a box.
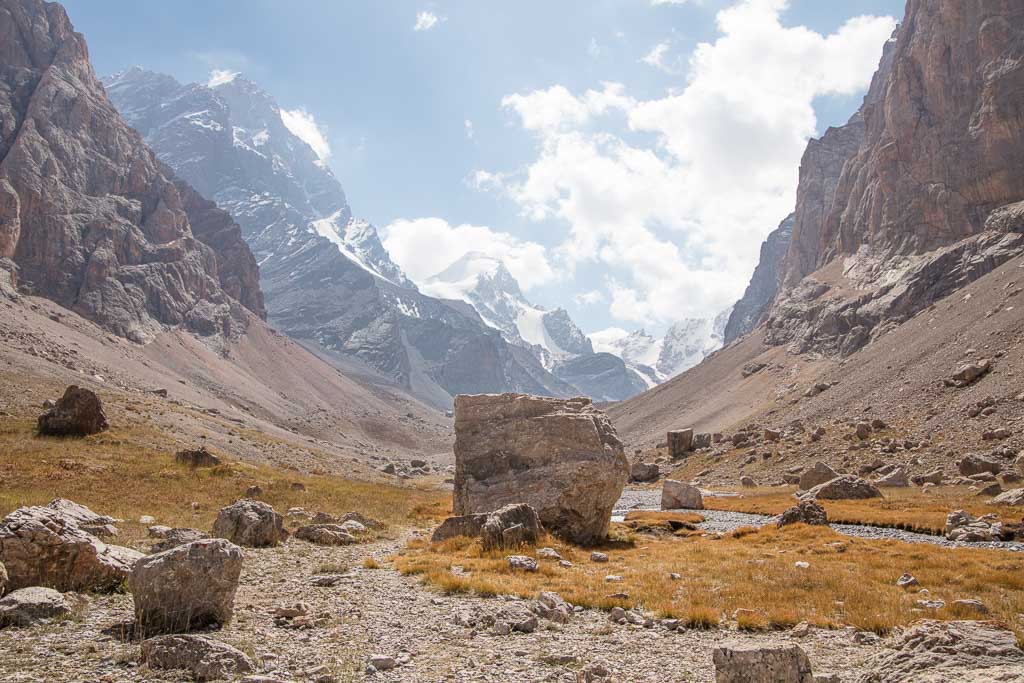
[723,213,794,344]
[0,0,264,342]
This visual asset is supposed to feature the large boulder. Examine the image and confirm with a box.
[294,524,356,546]
[667,429,694,458]
[777,500,827,528]
[150,528,210,553]
[36,386,108,436]
[0,587,71,627]
[630,461,660,483]
[211,499,285,548]
[452,393,628,545]
[874,466,910,488]
[798,461,839,490]
[175,447,221,468]
[857,620,1024,682]
[129,539,243,635]
[480,504,542,551]
[431,513,488,543]
[958,455,1002,477]
[0,505,141,592]
[141,634,254,681]
[803,475,882,501]
[945,510,1002,542]
[713,642,814,682]
[44,498,118,537]
[661,480,704,510]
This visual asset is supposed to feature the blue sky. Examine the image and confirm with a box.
[63,0,904,337]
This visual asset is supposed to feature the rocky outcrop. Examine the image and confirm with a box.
[724,214,794,344]
[945,509,1002,542]
[762,3,1024,357]
[0,504,141,592]
[452,393,628,545]
[211,500,285,548]
[141,635,254,682]
[0,587,71,627]
[713,642,814,682]
[857,620,1024,682]
[0,0,264,342]
[36,386,108,436]
[129,539,243,635]
[552,353,648,402]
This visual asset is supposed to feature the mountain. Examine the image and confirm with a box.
[104,68,574,408]
[423,252,647,401]
[723,214,793,345]
[0,1,264,344]
[593,308,731,387]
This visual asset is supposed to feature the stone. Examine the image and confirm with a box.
[495,604,538,633]
[713,642,814,682]
[804,475,882,501]
[36,386,108,436]
[141,635,254,682]
[452,394,628,545]
[367,655,397,671]
[537,547,562,560]
[958,455,1002,476]
[874,466,909,487]
[945,510,1002,542]
[294,525,357,546]
[764,428,781,442]
[480,504,543,551]
[339,511,383,529]
[896,573,918,588]
[534,591,572,623]
[245,485,263,498]
[976,482,1003,497]
[507,555,538,572]
[854,422,872,440]
[948,359,992,387]
[339,520,367,535]
[0,587,71,627]
[777,500,827,528]
[0,504,141,592]
[44,499,118,537]
[667,429,694,457]
[911,469,944,486]
[661,480,704,510]
[431,514,487,543]
[630,461,660,483]
[740,475,756,488]
[991,488,1024,506]
[175,447,221,468]
[150,528,210,553]
[129,539,243,635]
[0,560,6,597]
[857,620,1024,683]
[798,462,839,491]
[212,499,285,548]
[693,433,713,449]
[590,551,609,563]
[952,599,989,615]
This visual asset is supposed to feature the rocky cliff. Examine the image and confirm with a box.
[106,68,575,407]
[0,0,264,343]
[758,0,1024,356]
[723,214,793,344]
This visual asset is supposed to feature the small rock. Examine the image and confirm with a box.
[0,587,71,627]
[141,634,253,681]
[507,555,538,572]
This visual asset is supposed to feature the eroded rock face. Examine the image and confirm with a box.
[763,3,1024,357]
[0,0,264,342]
[0,505,141,592]
[211,499,285,548]
[453,393,628,545]
[857,620,1024,683]
[141,634,253,682]
[129,539,243,635]
[713,642,814,682]
[36,386,108,437]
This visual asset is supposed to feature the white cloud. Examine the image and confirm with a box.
[207,69,239,87]
[589,327,630,353]
[651,0,698,5]
[280,107,332,161]
[382,218,557,291]
[588,38,602,59]
[464,119,475,140]
[414,11,441,31]
[477,0,895,326]
[575,290,606,306]
[640,42,681,73]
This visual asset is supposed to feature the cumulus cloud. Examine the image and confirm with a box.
[280,108,332,161]
[382,218,557,291]
[414,11,441,31]
[207,69,239,87]
[477,0,895,325]
[641,42,681,73]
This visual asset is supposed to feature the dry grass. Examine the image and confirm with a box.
[396,523,1024,642]
[0,418,449,545]
[704,486,1024,535]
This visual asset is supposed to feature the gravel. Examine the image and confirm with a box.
[615,487,1024,552]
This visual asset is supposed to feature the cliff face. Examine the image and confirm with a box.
[762,0,1024,356]
[723,213,793,345]
[0,0,264,342]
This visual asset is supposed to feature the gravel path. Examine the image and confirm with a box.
[614,488,1024,552]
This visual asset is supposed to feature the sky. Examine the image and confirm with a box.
[63,0,904,338]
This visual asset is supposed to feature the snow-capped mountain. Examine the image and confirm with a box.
[105,68,576,408]
[593,307,732,387]
[423,253,592,368]
[423,253,647,401]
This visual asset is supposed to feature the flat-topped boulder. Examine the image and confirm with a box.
[453,393,628,545]
[661,480,704,510]
[803,475,882,501]
[713,642,814,682]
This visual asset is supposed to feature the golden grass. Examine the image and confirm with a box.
[703,486,1024,535]
[396,523,1024,642]
[0,418,449,545]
